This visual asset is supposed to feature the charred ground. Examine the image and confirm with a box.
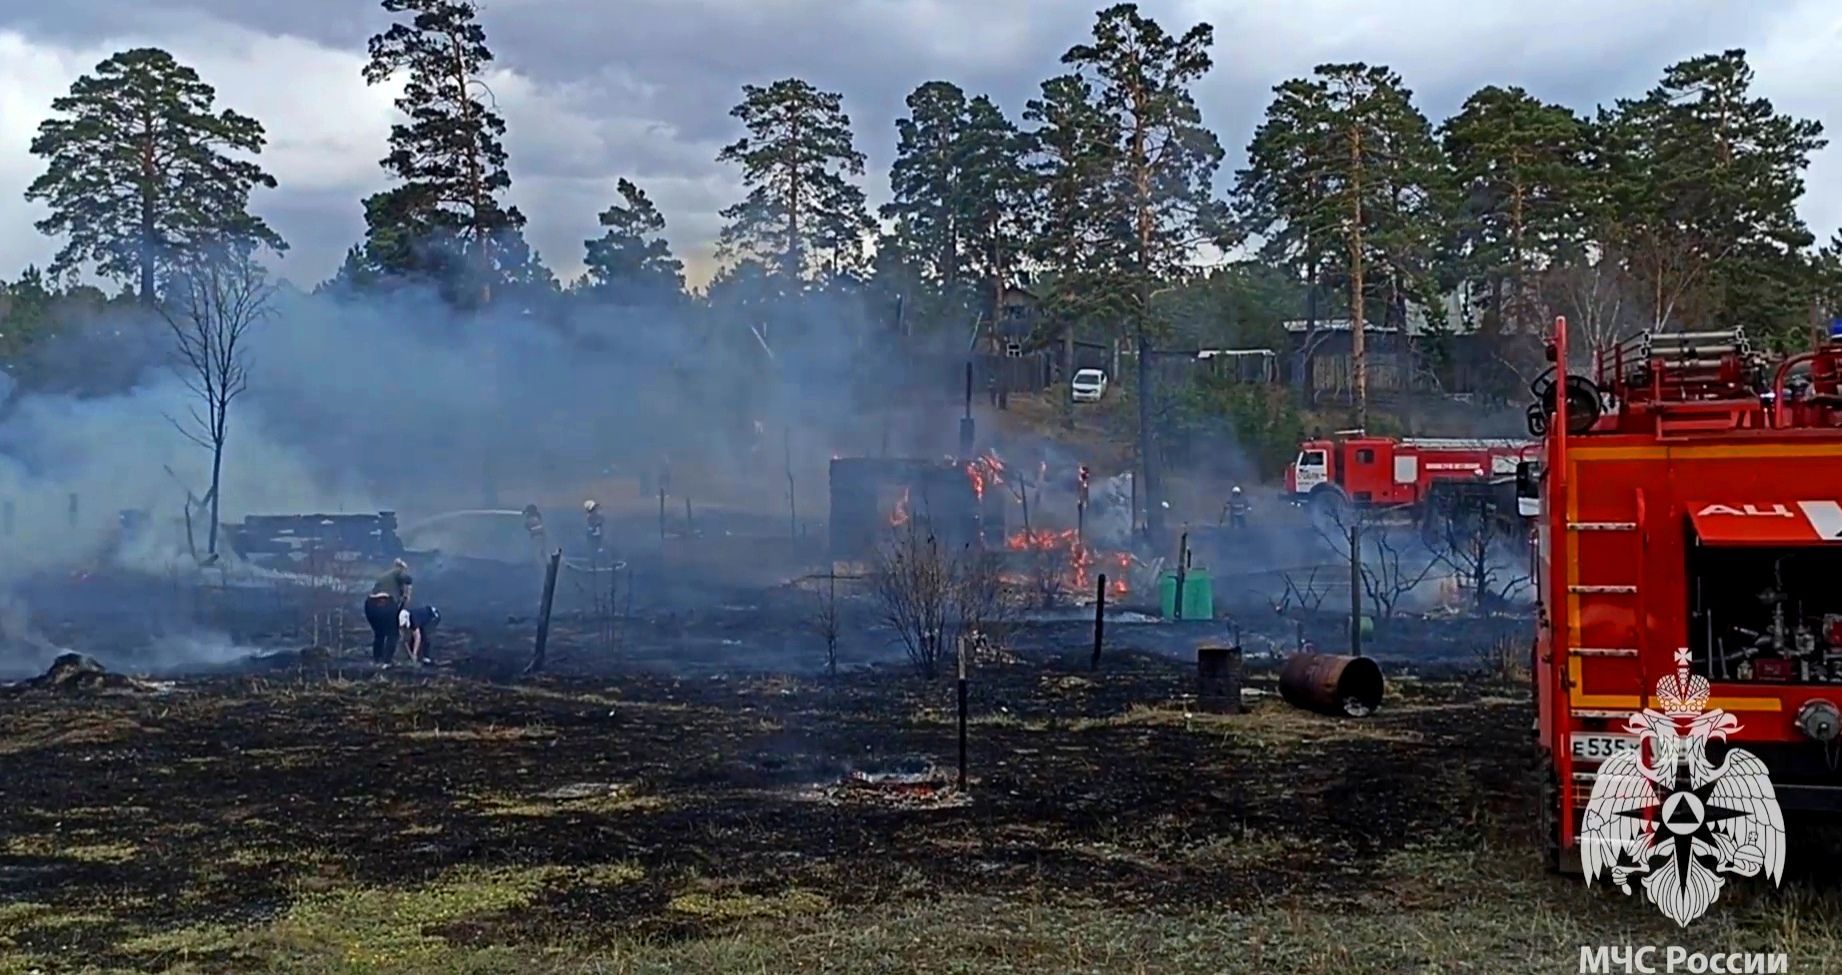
[7,608,1842,973]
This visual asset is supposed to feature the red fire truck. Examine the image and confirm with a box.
[1532,317,1842,872]
[1284,432,1536,530]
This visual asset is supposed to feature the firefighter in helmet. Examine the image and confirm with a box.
[522,504,547,563]
[1222,485,1250,529]
[583,499,605,557]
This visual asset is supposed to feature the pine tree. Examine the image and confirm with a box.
[1061,3,1226,539]
[1599,50,1825,342]
[1235,63,1447,426]
[716,79,875,284]
[1442,87,1592,344]
[1024,73,1120,312]
[959,95,1038,328]
[582,179,685,304]
[25,48,284,305]
[361,0,525,305]
[885,82,972,293]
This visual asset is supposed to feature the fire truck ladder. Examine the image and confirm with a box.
[1561,491,1650,806]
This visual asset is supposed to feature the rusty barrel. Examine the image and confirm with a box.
[1279,653,1384,717]
[1196,645,1242,714]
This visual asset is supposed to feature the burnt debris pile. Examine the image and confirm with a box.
[2,652,170,696]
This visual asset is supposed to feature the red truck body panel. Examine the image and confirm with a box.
[1536,319,1842,864]
[1286,435,1536,511]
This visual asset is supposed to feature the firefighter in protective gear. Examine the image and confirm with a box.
[1223,485,1250,529]
[583,499,605,556]
[523,504,547,563]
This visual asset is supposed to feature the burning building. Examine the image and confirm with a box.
[829,459,990,560]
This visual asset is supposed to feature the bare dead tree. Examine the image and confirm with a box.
[812,566,841,677]
[159,245,274,558]
[869,521,1011,678]
[1429,497,1532,612]
[1313,505,1437,622]
[1275,566,1330,614]
[957,546,1013,651]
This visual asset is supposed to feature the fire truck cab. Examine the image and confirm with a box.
[1534,317,1842,872]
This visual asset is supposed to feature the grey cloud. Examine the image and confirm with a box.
[3,0,1838,288]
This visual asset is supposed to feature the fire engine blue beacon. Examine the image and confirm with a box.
[1829,316,1842,342]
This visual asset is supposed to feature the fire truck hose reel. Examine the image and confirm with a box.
[1795,700,1841,743]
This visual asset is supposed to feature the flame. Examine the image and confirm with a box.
[966,450,1005,501]
[1005,528,1131,598]
[888,487,911,527]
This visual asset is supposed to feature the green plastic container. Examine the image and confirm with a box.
[1158,568,1214,620]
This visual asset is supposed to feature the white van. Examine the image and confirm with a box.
[1071,369,1108,403]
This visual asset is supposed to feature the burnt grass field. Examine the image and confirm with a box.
[6,550,1842,973]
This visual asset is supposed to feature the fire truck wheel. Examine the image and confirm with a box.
[1539,753,1562,874]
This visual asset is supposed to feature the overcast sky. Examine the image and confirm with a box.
[2,0,1839,291]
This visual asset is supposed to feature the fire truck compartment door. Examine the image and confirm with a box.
[1392,455,1417,485]
[1687,501,1842,545]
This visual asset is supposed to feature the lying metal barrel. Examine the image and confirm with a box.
[1279,653,1384,717]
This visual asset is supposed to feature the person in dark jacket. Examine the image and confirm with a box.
[365,559,413,664]
[404,605,440,665]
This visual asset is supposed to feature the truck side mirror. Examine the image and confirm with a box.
[1515,461,1540,517]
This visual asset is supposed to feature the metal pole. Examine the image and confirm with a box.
[956,637,968,791]
[525,550,562,676]
[1174,531,1189,621]
[1090,574,1107,671]
[1349,522,1363,658]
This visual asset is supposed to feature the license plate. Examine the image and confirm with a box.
[1571,733,1638,762]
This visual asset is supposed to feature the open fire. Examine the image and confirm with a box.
[965,451,1004,501]
[1006,528,1131,600]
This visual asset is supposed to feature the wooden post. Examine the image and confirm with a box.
[525,550,562,676]
[1174,531,1189,621]
[658,488,667,547]
[683,496,693,538]
[956,636,969,791]
[67,493,78,528]
[1349,522,1364,658]
[1090,573,1107,671]
[785,428,797,541]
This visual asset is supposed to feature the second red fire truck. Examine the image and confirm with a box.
[1284,432,1537,531]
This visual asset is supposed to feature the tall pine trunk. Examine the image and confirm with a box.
[1348,126,1367,430]
[139,124,158,306]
